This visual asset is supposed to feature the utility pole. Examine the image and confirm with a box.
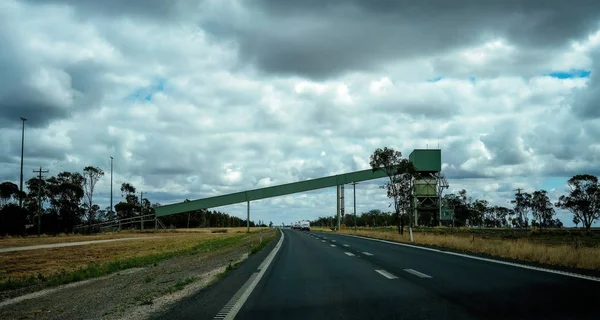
[110,156,113,217]
[19,117,27,207]
[140,191,144,230]
[33,166,48,236]
[350,182,359,231]
[247,201,250,233]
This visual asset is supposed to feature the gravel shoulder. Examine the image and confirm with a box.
[0,229,276,320]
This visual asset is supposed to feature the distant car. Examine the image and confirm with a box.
[300,221,310,231]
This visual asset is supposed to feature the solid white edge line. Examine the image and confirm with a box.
[404,268,432,278]
[375,269,398,279]
[344,252,355,256]
[222,229,285,320]
[339,233,600,283]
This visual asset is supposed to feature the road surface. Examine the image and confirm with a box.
[158,229,600,319]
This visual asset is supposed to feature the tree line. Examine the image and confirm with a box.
[369,147,600,234]
[315,147,599,236]
[0,167,251,235]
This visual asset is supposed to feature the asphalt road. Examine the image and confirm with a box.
[159,229,600,320]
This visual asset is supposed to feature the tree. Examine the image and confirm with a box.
[82,166,104,228]
[573,215,581,228]
[0,204,27,235]
[485,205,512,227]
[470,199,488,227]
[116,183,138,219]
[531,190,555,229]
[511,191,532,228]
[556,175,600,231]
[46,172,85,232]
[369,147,417,240]
[120,183,137,204]
[0,182,19,207]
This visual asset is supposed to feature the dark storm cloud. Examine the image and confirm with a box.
[0,26,68,127]
[22,0,196,19]
[199,0,600,79]
[572,50,600,119]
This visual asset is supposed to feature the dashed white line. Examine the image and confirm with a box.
[341,233,600,283]
[344,252,355,256]
[343,244,350,247]
[404,269,432,278]
[332,240,336,242]
[375,269,398,279]
[321,240,326,242]
[362,252,373,256]
[330,244,337,247]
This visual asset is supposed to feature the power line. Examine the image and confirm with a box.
[33,166,48,237]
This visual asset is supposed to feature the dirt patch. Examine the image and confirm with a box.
[0,229,275,320]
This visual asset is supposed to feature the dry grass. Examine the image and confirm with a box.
[339,229,600,270]
[309,226,334,232]
[0,227,270,249]
[0,232,240,281]
[173,227,269,234]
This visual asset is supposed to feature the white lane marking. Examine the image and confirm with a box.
[321,240,326,242]
[362,252,373,256]
[341,233,600,283]
[330,244,337,247]
[375,269,398,279]
[404,269,432,278]
[332,240,336,242]
[219,229,285,320]
[343,244,350,247]
[344,252,355,256]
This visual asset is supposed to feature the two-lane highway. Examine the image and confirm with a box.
[160,228,600,319]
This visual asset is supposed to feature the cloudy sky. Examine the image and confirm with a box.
[2,0,600,226]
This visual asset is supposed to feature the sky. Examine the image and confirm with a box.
[1,0,600,227]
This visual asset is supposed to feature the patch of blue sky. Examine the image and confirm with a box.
[545,69,591,79]
[126,78,167,102]
[540,176,568,192]
[426,76,476,83]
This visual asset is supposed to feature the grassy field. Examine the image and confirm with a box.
[0,228,271,282]
[0,227,269,249]
[336,227,600,270]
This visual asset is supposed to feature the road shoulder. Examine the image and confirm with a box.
[149,229,282,320]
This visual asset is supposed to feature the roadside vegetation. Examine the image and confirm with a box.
[0,168,263,236]
[0,228,273,296]
[339,227,600,270]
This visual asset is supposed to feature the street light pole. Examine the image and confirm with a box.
[110,156,113,217]
[19,117,27,207]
